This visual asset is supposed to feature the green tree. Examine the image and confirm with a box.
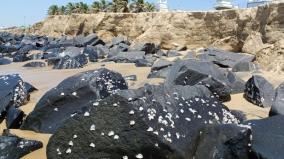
[112,0,129,12]
[48,5,59,15]
[59,6,67,15]
[66,2,75,14]
[143,2,156,12]
[129,0,156,13]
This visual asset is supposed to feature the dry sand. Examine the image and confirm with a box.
[0,60,283,159]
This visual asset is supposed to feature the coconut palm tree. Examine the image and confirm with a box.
[48,5,59,15]
[66,2,75,14]
[112,0,129,12]
[59,6,67,15]
[143,2,156,12]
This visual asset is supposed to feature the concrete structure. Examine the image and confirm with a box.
[247,0,284,7]
[215,0,234,10]
[157,0,168,12]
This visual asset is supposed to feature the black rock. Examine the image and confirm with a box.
[246,115,284,159]
[6,105,25,129]
[232,62,259,72]
[83,46,98,62]
[47,84,238,159]
[94,44,109,59]
[189,124,251,159]
[0,45,18,53]
[197,48,255,68]
[24,82,38,93]
[0,58,12,65]
[111,36,130,46]
[23,61,46,68]
[75,34,105,47]
[53,54,88,69]
[167,50,182,57]
[151,59,173,71]
[156,50,167,57]
[135,59,153,67]
[148,67,171,79]
[165,59,233,102]
[0,74,29,115]
[269,83,284,116]
[106,51,145,63]
[244,75,275,107]
[130,43,159,54]
[13,45,37,62]
[0,134,43,159]
[21,68,128,133]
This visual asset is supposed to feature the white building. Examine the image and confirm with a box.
[215,0,234,10]
[157,0,168,12]
[247,0,284,7]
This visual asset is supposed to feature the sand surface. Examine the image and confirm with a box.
[0,60,283,159]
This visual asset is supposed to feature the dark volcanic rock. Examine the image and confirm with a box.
[148,59,173,79]
[189,124,251,159]
[0,134,43,159]
[47,88,238,159]
[83,46,98,62]
[130,43,159,54]
[165,59,236,102]
[0,58,12,65]
[269,83,284,116]
[0,45,18,53]
[13,45,37,62]
[197,48,255,68]
[244,75,275,107]
[232,62,259,72]
[53,54,88,69]
[21,68,128,133]
[6,105,25,129]
[23,61,46,68]
[167,50,182,57]
[246,115,284,159]
[106,51,145,63]
[151,59,173,71]
[0,74,29,115]
[148,67,171,79]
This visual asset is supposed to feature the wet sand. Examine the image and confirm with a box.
[0,60,283,159]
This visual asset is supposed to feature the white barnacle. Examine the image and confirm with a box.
[195,98,200,102]
[90,124,96,131]
[136,153,143,159]
[114,135,119,140]
[139,107,144,111]
[108,131,115,136]
[197,115,202,119]
[129,110,135,115]
[66,148,72,154]
[130,120,136,126]
[113,103,118,107]
[180,109,184,113]
[84,112,90,117]
[54,108,58,112]
[89,143,95,148]
[73,135,78,139]
[122,156,128,159]
[68,141,73,146]
[57,148,62,155]
[185,118,191,121]
[72,92,77,96]
[147,127,153,132]
[93,102,99,106]
[153,131,159,135]
[60,92,65,96]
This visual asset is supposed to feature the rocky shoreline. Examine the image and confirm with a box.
[0,31,283,159]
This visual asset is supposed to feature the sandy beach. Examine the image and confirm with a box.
[0,60,283,159]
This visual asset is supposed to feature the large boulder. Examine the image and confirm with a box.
[165,59,242,102]
[47,85,238,159]
[189,124,251,159]
[245,115,284,159]
[232,62,259,72]
[0,133,43,159]
[0,74,29,115]
[21,68,128,133]
[148,59,173,79]
[53,50,88,69]
[13,45,37,62]
[106,51,145,63]
[83,46,98,62]
[130,42,159,54]
[0,57,12,65]
[244,75,275,107]
[6,105,25,129]
[197,48,255,68]
[269,83,284,116]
